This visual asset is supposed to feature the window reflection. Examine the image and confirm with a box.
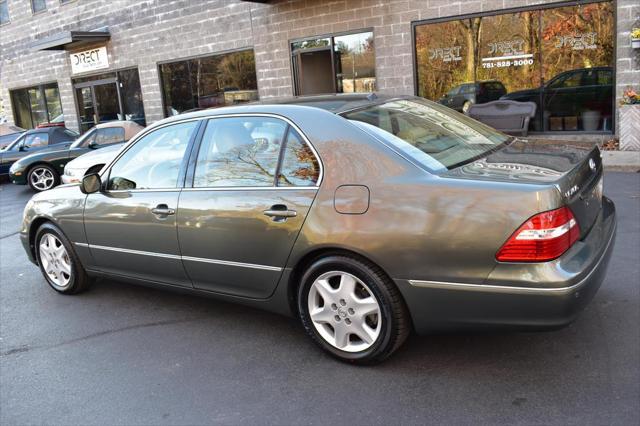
[194,117,286,188]
[291,31,375,95]
[414,1,614,133]
[159,50,259,117]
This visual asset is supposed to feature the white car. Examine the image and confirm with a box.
[61,143,124,184]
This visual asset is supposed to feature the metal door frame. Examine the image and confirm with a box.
[73,77,124,131]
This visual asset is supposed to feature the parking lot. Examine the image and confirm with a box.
[1,172,638,425]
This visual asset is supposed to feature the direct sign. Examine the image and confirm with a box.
[70,46,109,74]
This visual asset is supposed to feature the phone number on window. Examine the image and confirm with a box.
[482,58,534,68]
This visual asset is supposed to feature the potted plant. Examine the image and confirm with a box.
[619,87,640,151]
[632,28,640,49]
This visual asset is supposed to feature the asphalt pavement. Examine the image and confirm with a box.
[1,173,639,425]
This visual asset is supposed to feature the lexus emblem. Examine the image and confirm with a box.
[589,158,596,172]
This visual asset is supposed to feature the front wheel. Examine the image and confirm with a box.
[298,255,410,364]
[35,223,92,294]
[28,165,59,192]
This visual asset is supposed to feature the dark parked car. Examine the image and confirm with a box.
[0,127,78,177]
[438,80,506,113]
[0,123,25,150]
[20,94,616,364]
[9,121,143,192]
[501,67,613,131]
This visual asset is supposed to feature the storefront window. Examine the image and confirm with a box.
[159,49,258,117]
[72,68,146,133]
[0,0,9,25]
[291,31,376,96]
[414,1,614,133]
[10,83,63,129]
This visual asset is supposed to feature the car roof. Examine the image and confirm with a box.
[94,120,144,140]
[158,93,409,127]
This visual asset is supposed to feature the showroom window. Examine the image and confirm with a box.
[72,68,146,133]
[10,83,63,129]
[413,0,614,132]
[159,49,258,117]
[291,30,376,96]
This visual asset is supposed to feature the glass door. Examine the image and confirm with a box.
[76,86,96,133]
[74,78,122,133]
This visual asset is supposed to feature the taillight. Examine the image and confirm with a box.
[496,206,580,262]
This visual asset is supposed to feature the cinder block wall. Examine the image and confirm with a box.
[0,0,629,135]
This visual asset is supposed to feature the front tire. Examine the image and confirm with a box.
[35,223,91,294]
[28,165,59,192]
[297,255,410,364]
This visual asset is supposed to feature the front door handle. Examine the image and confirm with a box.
[264,204,297,222]
[151,204,175,217]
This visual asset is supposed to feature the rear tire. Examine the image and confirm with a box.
[297,255,410,364]
[28,164,59,192]
[35,223,92,294]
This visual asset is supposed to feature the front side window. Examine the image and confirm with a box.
[23,133,49,149]
[344,99,509,171]
[108,121,198,190]
[193,117,287,188]
[95,127,125,146]
[278,129,320,187]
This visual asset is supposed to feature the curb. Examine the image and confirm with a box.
[602,151,640,172]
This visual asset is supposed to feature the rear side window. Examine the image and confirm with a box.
[193,117,287,188]
[108,121,197,190]
[95,127,125,146]
[278,129,320,187]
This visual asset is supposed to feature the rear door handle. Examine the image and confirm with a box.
[264,205,297,222]
[151,204,175,217]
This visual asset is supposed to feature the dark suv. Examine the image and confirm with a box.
[438,80,507,113]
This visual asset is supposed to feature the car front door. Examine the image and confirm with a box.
[82,120,201,286]
[0,133,49,174]
[177,116,321,299]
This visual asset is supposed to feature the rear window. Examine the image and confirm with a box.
[342,98,510,171]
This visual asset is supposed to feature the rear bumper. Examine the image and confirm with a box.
[397,197,617,334]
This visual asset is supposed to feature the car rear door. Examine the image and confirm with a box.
[176,115,321,299]
[82,119,202,287]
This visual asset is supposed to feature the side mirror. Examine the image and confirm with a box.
[19,145,28,152]
[88,141,99,149]
[80,173,102,194]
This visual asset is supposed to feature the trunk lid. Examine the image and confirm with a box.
[445,138,603,236]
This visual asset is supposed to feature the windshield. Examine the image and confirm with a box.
[342,98,510,171]
[4,134,26,151]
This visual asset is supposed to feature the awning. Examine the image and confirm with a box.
[31,30,111,51]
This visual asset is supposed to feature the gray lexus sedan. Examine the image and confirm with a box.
[20,94,616,364]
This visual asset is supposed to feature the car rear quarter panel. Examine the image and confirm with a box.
[283,109,564,286]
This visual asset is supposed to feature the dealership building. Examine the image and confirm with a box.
[0,0,638,148]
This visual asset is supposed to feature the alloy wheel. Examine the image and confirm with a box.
[39,233,73,289]
[307,271,382,353]
[30,167,55,191]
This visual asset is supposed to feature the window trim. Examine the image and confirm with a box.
[185,114,323,190]
[410,0,616,135]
